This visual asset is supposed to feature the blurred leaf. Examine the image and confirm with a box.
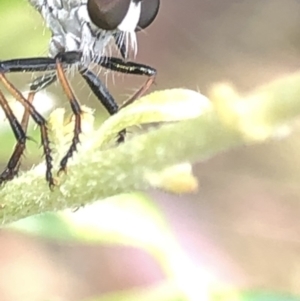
[11,192,212,301]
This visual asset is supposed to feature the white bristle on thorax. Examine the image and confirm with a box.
[28,0,140,67]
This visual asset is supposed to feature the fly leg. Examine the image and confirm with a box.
[0,89,28,184]
[0,73,54,188]
[55,56,83,174]
[97,57,156,108]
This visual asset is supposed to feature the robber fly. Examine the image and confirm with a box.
[0,0,159,188]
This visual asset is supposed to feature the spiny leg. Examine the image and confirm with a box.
[55,58,82,174]
[10,92,35,175]
[0,89,27,184]
[0,73,54,188]
[97,57,156,106]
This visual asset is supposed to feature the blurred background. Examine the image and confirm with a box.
[1,0,300,300]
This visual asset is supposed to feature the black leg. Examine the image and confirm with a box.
[80,69,119,115]
[0,73,55,188]
[0,57,56,73]
[0,91,37,184]
[97,57,157,108]
[0,52,81,96]
[0,51,81,74]
[80,69,125,142]
[99,57,156,78]
[0,89,27,184]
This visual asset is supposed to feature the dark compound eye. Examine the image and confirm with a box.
[87,0,132,30]
[137,0,160,31]
[87,0,160,31]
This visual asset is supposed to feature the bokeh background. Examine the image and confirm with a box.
[1,0,300,300]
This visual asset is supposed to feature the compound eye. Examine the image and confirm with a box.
[87,0,132,30]
[137,0,160,31]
